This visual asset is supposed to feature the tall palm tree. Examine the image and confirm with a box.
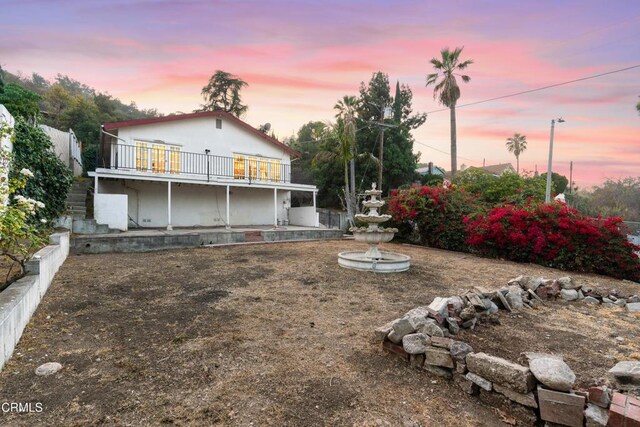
[426,47,473,176]
[334,96,359,202]
[505,133,528,174]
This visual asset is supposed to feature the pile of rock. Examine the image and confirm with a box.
[510,275,640,312]
[374,275,640,426]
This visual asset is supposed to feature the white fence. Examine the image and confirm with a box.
[40,124,83,176]
[0,232,70,371]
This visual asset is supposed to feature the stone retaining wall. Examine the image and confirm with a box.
[0,232,70,371]
[375,275,640,426]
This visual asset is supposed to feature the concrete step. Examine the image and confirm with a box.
[68,201,86,207]
[72,218,120,235]
[244,231,264,242]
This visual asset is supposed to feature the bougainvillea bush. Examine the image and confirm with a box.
[388,184,478,252]
[465,202,640,281]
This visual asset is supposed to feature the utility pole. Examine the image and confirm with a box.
[569,161,573,195]
[545,118,565,203]
[378,113,384,189]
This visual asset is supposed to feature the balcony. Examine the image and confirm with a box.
[97,141,292,184]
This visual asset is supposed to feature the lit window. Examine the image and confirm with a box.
[169,146,181,174]
[233,154,245,179]
[270,159,281,182]
[136,142,148,171]
[152,144,166,173]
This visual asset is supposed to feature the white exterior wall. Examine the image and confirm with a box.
[289,206,319,227]
[94,194,128,231]
[116,117,291,165]
[99,179,290,227]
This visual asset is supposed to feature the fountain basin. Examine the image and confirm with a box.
[338,251,411,273]
[354,214,392,223]
[362,200,385,209]
[352,230,395,244]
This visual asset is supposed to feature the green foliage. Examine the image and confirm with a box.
[540,172,568,194]
[0,83,41,122]
[0,124,47,281]
[199,70,248,117]
[10,118,73,221]
[453,169,547,206]
[388,185,479,251]
[2,69,160,174]
[420,173,444,186]
[355,72,425,192]
[569,177,640,221]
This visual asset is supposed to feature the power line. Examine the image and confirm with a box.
[413,140,481,164]
[424,64,640,114]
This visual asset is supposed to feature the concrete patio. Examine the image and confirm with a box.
[70,225,345,254]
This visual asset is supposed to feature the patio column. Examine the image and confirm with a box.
[167,181,172,231]
[313,190,316,209]
[226,185,230,229]
[273,187,278,227]
[94,173,98,195]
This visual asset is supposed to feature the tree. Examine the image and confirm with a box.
[636,97,639,115]
[505,133,527,173]
[199,70,248,117]
[540,172,568,194]
[0,83,41,123]
[334,95,359,210]
[426,47,473,176]
[356,72,425,192]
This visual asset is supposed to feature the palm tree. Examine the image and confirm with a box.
[334,96,359,206]
[426,47,473,176]
[506,133,528,174]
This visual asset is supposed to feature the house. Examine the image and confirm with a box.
[466,163,515,177]
[90,111,318,231]
[416,162,445,176]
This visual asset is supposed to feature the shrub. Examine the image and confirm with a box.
[465,202,640,281]
[9,117,72,221]
[388,184,479,251]
[1,123,47,283]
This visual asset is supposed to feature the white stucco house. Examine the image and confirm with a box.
[90,111,318,231]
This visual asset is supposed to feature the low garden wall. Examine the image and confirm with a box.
[0,232,69,371]
[375,275,640,426]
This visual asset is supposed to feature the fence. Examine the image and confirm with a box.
[97,141,292,183]
[40,125,83,176]
[317,208,347,230]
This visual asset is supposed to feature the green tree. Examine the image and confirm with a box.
[289,121,329,186]
[505,133,527,174]
[426,47,473,176]
[334,95,359,210]
[356,72,425,192]
[540,172,568,194]
[0,83,41,122]
[199,70,248,117]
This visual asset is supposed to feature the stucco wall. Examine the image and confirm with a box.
[289,206,319,227]
[95,194,128,231]
[98,180,290,227]
[115,116,291,164]
[0,105,14,152]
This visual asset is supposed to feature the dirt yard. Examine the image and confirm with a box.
[0,240,638,426]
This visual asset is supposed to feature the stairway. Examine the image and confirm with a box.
[66,179,92,218]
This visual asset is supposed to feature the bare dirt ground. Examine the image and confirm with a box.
[0,240,639,427]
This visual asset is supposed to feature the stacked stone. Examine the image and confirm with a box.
[375,282,640,427]
[509,275,640,312]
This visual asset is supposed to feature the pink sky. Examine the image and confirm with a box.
[1,0,638,188]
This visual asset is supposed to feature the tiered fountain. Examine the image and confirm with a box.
[338,183,410,272]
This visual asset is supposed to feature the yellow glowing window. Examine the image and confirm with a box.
[247,157,258,180]
[152,144,166,173]
[259,159,269,181]
[233,154,245,179]
[270,159,281,182]
[136,142,148,171]
[169,146,181,174]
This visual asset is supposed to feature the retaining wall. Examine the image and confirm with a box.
[0,232,70,371]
